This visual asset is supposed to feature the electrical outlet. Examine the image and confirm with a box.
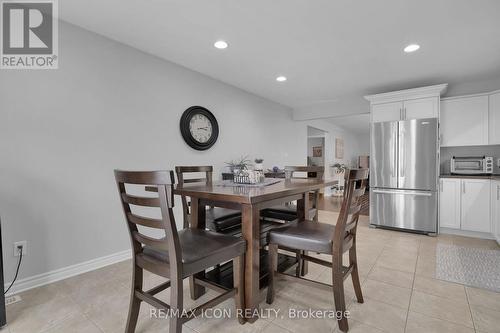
[14,241,27,256]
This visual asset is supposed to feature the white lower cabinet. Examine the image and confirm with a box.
[461,179,491,232]
[440,178,461,229]
[492,181,500,243]
[439,178,491,233]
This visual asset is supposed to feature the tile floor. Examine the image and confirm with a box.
[2,210,500,333]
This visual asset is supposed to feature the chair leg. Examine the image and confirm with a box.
[233,255,246,324]
[169,276,184,333]
[295,249,307,277]
[350,248,364,304]
[266,243,278,304]
[125,265,143,333]
[332,269,349,332]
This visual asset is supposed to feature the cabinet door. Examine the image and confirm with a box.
[404,97,438,120]
[461,179,491,232]
[440,96,489,147]
[439,178,461,229]
[489,92,500,144]
[371,102,402,123]
[492,181,500,244]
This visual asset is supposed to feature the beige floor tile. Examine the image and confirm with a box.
[135,316,197,333]
[470,305,500,333]
[332,319,384,333]
[315,270,357,302]
[375,249,417,273]
[415,255,437,278]
[41,313,102,333]
[409,290,473,328]
[451,236,499,250]
[270,306,337,333]
[405,311,474,333]
[362,279,411,309]
[7,295,81,333]
[466,287,500,312]
[413,276,467,302]
[348,298,407,333]
[367,266,414,289]
[0,326,11,333]
[260,322,292,333]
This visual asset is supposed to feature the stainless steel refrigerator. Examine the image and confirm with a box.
[370,118,439,234]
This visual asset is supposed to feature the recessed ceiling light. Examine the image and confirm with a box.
[404,44,420,53]
[214,40,228,49]
[276,76,287,82]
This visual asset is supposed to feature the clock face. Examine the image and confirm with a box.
[180,106,219,151]
[189,113,213,143]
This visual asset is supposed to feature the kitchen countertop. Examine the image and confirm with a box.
[440,174,500,180]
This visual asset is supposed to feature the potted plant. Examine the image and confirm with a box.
[254,158,264,171]
[225,155,251,173]
[331,163,347,174]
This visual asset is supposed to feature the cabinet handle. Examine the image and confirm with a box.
[462,182,466,194]
[440,180,443,192]
[404,107,407,120]
[497,185,500,200]
[400,108,402,120]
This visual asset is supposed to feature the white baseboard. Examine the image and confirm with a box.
[4,249,132,296]
[439,227,495,240]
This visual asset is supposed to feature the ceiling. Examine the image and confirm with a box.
[60,0,500,114]
[327,114,370,135]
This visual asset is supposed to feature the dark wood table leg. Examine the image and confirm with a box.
[241,203,260,323]
[189,197,206,300]
[296,193,310,276]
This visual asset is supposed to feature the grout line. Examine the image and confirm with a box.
[464,286,478,333]
[404,238,420,332]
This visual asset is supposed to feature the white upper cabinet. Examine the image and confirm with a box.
[489,92,500,145]
[439,178,461,229]
[371,102,402,122]
[404,97,438,120]
[440,95,489,147]
[461,179,491,233]
[366,84,447,123]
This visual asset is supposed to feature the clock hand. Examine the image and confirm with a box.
[197,127,208,131]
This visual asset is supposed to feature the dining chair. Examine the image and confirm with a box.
[115,170,246,333]
[266,168,369,332]
[175,166,242,231]
[261,166,324,222]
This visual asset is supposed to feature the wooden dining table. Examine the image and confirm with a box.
[174,177,337,322]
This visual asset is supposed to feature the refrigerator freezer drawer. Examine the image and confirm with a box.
[370,188,437,233]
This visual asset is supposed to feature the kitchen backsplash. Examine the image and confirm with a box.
[440,145,500,174]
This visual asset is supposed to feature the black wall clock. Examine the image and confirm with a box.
[180,106,219,151]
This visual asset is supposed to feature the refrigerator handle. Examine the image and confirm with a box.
[372,189,433,196]
[399,128,405,178]
[393,132,398,178]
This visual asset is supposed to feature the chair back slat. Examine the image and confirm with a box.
[127,212,164,229]
[284,166,324,180]
[132,231,170,251]
[115,170,181,267]
[175,166,214,228]
[122,193,160,207]
[332,169,369,256]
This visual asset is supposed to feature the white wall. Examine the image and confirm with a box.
[0,22,308,285]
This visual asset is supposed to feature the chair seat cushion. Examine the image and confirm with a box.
[268,221,335,254]
[207,207,242,232]
[142,229,245,277]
